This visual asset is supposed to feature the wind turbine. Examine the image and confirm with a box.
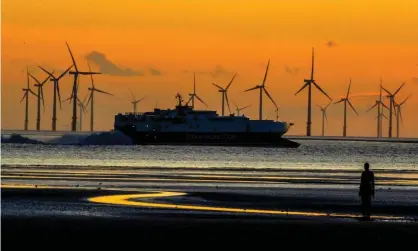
[244,59,278,120]
[366,95,389,138]
[333,78,358,137]
[316,101,331,136]
[38,65,73,131]
[212,73,236,115]
[85,64,113,132]
[187,72,207,109]
[295,48,332,136]
[66,42,101,131]
[232,101,251,116]
[20,68,38,130]
[29,73,51,131]
[381,82,405,138]
[394,94,411,138]
[77,94,89,131]
[129,88,145,113]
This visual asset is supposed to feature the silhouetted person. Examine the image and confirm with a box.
[359,162,375,218]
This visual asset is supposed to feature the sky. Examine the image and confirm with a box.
[2,0,418,137]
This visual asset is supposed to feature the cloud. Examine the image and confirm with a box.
[149,68,162,76]
[183,65,236,78]
[85,51,144,76]
[284,65,299,75]
[325,40,338,48]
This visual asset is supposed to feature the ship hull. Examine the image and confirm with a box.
[116,128,300,148]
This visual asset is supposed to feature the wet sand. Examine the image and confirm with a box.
[2,164,418,248]
[2,187,418,248]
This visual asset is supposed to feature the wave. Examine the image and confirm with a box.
[1,131,133,146]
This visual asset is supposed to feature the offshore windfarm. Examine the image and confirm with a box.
[13,44,415,142]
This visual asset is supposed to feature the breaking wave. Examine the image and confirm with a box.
[1,131,133,146]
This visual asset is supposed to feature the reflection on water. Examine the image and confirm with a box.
[1,140,417,170]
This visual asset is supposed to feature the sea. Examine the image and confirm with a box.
[1,131,418,191]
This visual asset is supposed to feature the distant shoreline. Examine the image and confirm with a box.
[2,129,418,143]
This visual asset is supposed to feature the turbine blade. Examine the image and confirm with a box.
[129,88,136,101]
[82,93,89,104]
[324,111,328,125]
[20,92,28,103]
[316,104,323,110]
[224,93,231,114]
[393,82,405,96]
[58,65,73,79]
[195,95,208,107]
[347,99,358,115]
[294,82,308,96]
[399,93,412,106]
[212,83,224,90]
[57,82,62,110]
[87,63,95,88]
[241,104,251,110]
[86,93,92,106]
[95,88,113,96]
[263,87,278,109]
[313,81,332,100]
[334,99,344,104]
[311,47,314,80]
[245,86,259,92]
[381,102,389,110]
[38,66,55,79]
[66,42,78,71]
[366,102,378,112]
[26,68,30,88]
[40,73,52,86]
[78,71,101,75]
[226,74,236,90]
[346,78,351,99]
[28,73,41,85]
[381,86,393,96]
[382,113,388,120]
[399,108,403,123]
[29,89,38,98]
[41,86,45,112]
[262,59,270,86]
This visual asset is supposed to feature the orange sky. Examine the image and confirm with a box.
[2,0,418,137]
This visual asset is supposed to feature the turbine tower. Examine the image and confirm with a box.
[316,101,331,136]
[21,68,38,130]
[381,82,405,138]
[38,65,73,131]
[245,59,278,120]
[366,97,389,138]
[232,101,251,116]
[187,72,207,109]
[66,42,101,131]
[295,48,332,136]
[77,94,88,131]
[86,65,113,132]
[334,78,359,137]
[394,94,411,138]
[212,73,236,115]
[129,88,145,113]
[29,73,51,131]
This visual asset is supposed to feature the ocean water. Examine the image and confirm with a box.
[2,140,417,171]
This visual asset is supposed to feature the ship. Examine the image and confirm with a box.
[114,93,300,148]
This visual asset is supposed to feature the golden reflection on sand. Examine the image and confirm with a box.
[88,192,404,220]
